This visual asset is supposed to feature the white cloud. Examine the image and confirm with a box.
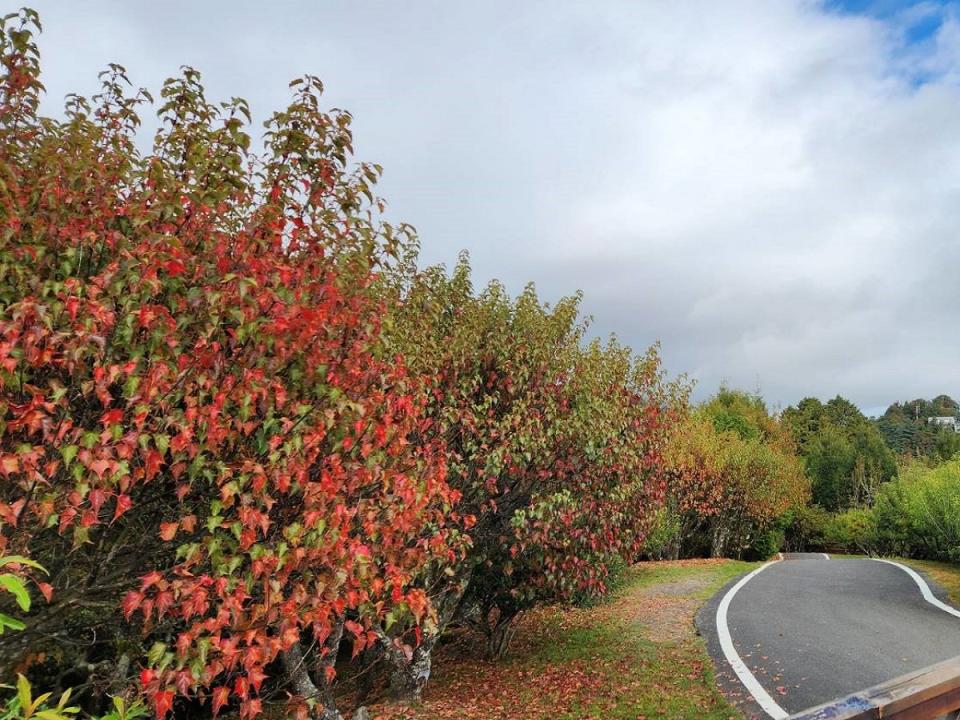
[24,0,960,410]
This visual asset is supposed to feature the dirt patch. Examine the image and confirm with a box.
[646,575,713,597]
[633,596,701,643]
[619,581,708,644]
[616,573,714,643]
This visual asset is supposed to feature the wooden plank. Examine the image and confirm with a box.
[790,656,960,720]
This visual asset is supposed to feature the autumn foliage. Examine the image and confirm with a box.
[659,391,809,559]
[0,9,457,719]
[382,260,682,679]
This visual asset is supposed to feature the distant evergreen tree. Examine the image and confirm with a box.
[783,395,897,510]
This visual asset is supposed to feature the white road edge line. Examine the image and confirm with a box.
[872,558,960,619]
[716,561,790,720]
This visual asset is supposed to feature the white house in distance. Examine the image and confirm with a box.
[928,416,959,432]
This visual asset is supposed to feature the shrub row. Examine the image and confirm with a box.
[0,12,690,719]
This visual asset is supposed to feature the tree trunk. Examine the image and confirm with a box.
[388,641,435,701]
[668,530,682,561]
[382,581,467,702]
[711,523,728,558]
[109,652,131,695]
[312,616,345,699]
[355,644,383,706]
[283,640,343,720]
[485,609,520,660]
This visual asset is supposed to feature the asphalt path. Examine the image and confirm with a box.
[697,553,960,718]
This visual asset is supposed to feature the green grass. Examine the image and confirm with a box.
[630,559,759,597]
[374,560,757,719]
[553,561,758,720]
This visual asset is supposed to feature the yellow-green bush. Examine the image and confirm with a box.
[872,459,960,561]
[822,508,876,554]
[798,459,960,559]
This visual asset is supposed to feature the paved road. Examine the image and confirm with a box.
[697,554,960,718]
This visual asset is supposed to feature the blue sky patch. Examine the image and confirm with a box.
[825,0,957,85]
[826,0,952,44]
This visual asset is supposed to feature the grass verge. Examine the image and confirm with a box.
[364,559,757,720]
[895,557,960,605]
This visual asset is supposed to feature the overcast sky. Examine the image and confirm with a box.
[24,0,960,414]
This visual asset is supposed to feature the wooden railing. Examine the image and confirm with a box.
[790,656,960,719]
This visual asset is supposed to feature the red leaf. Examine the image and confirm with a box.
[234,675,248,699]
[0,454,19,476]
[211,686,230,717]
[101,408,124,426]
[140,571,164,591]
[153,689,174,719]
[159,522,178,541]
[123,591,144,621]
[145,449,164,482]
[65,296,79,322]
[112,493,133,522]
[164,259,186,277]
[344,619,364,638]
[248,667,267,693]
[88,487,106,515]
[239,526,255,550]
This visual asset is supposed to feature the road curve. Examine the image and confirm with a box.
[697,554,960,719]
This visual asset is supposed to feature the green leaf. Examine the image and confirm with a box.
[0,573,31,611]
[33,691,54,711]
[17,674,32,716]
[36,711,76,720]
[0,555,46,572]
[147,641,167,666]
[0,612,26,633]
[60,445,78,468]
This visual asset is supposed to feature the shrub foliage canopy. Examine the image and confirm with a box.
[0,11,686,719]
[0,9,459,718]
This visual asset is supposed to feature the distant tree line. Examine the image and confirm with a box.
[781,394,960,558]
[875,394,960,460]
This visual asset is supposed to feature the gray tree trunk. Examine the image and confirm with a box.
[282,633,344,720]
[389,640,436,701]
[485,610,520,660]
[711,523,728,558]
[383,581,467,701]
